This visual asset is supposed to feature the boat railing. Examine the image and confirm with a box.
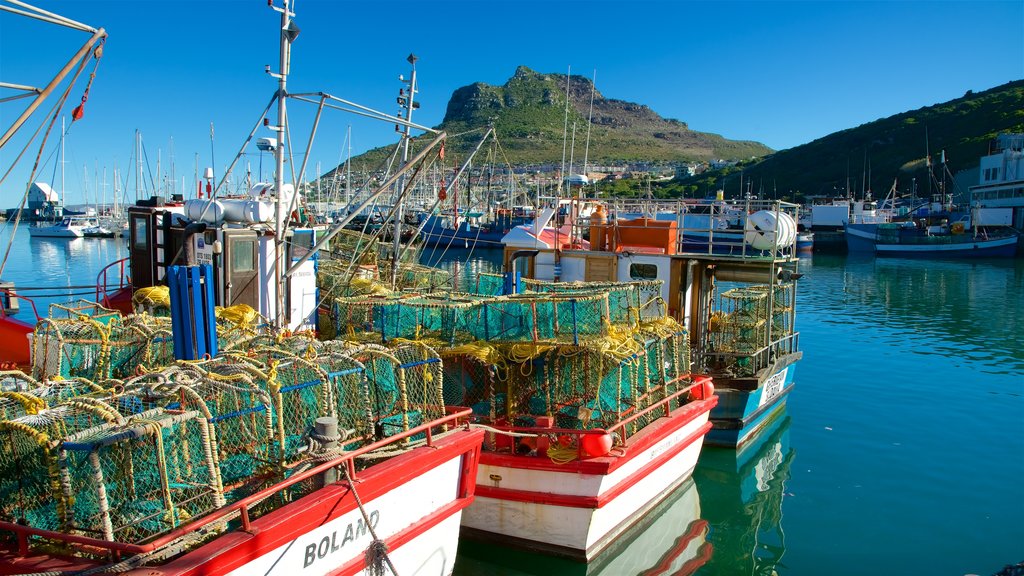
[0,405,476,558]
[477,374,712,458]
[703,332,800,377]
[571,199,801,260]
[0,287,41,322]
[95,257,130,304]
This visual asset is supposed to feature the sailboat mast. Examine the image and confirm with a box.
[60,115,65,213]
[583,69,596,180]
[135,130,142,202]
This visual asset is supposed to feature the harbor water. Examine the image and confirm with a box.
[2,227,1022,575]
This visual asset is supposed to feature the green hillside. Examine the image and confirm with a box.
[342,66,772,171]
[676,79,1024,202]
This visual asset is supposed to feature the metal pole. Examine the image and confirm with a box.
[390,54,418,289]
[272,0,293,330]
[0,28,105,150]
[284,131,446,278]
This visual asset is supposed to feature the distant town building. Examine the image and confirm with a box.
[968,133,1024,229]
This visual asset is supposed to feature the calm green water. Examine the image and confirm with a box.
[2,229,1021,575]
[432,250,1024,576]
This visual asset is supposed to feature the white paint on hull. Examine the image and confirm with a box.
[227,455,463,576]
[463,411,710,557]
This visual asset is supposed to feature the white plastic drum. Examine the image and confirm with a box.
[248,182,295,207]
[184,199,225,223]
[221,199,274,223]
[744,210,797,250]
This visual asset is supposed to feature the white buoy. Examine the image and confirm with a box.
[744,210,797,250]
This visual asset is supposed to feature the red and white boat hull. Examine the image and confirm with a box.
[2,428,484,576]
[461,398,716,560]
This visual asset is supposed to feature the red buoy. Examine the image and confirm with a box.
[688,377,715,401]
[581,433,613,457]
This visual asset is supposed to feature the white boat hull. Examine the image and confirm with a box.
[462,399,714,560]
[29,225,84,238]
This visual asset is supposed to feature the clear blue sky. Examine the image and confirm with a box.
[2,0,1022,207]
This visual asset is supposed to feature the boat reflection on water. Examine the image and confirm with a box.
[454,478,711,576]
[693,409,794,576]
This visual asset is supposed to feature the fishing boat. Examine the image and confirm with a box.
[846,146,1021,258]
[455,476,712,575]
[0,3,485,575]
[501,197,803,448]
[796,231,814,253]
[327,273,720,560]
[845,218,1019,257]
[419,207,534,250]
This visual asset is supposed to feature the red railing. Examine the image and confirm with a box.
[0,406,475,558]
[95,257,130,304]
[481,374,713,460]
[0,287,40,322]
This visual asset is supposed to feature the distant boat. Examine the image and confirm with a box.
[796,231,814,252]
[845,220,1019,257]
[28,216,89,238]
[419,207,534,249]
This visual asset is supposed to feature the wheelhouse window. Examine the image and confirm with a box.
[629,262,658,280]
[132,217,148,249]
[232,240,255,272]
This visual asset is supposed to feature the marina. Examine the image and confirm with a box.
[0,230,1020,575]
[1,1,1022,575]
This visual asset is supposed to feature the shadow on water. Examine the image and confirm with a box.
[454,477,712,576]
[693,409,794,576]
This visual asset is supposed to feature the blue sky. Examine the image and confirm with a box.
[1,0,1022,207]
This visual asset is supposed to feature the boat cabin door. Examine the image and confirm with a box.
[129,209,157,288]
[221,229,260,309]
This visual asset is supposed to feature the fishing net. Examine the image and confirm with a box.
[0,391,221,543]
[454,270,506,296]
[0,372,106,420]
[30,314,178,382]
[0,335,451,546]
[47,300,121,324]
[523,279,666,327]
[710,287,770,355]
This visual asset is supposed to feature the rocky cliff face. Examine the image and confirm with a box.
[439,66,771,163]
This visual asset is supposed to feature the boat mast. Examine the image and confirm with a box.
[135,130,142,202]
[390,53,418,289]
[345,125,352,206]
[270,0,297,330]
[60,115,66,215]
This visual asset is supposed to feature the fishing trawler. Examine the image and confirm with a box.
[0,3,484,576]
[326,270,720,560]
[500,197,803,448]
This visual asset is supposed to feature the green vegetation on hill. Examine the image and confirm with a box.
[676,79,1024,202]
[344,66,772,171]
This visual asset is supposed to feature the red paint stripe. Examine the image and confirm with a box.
[127,430,483,576]
[475,420,713,509]
[479,397,717,476]
[636,519,709,576]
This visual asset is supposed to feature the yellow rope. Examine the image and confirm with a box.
[0,391,46,415]
[215,304,259,329]
[546,445,578,465]
[132,285,170,308]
